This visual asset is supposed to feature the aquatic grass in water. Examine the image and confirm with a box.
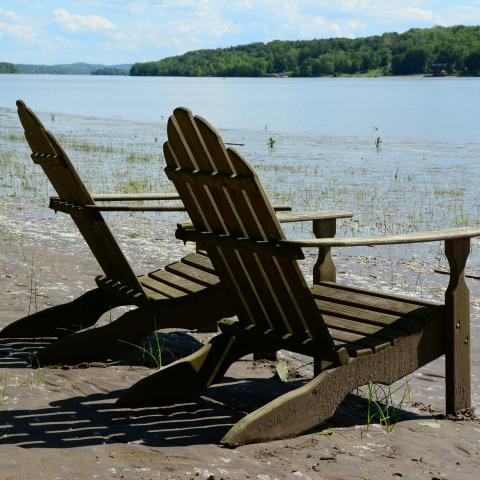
[1,106,480,268]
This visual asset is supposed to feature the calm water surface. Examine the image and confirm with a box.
[1,74,480,260]
[0,74,479,144]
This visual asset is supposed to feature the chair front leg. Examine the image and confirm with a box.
[445,237,471,414]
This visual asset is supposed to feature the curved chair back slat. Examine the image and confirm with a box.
[16,101,144,294]
[165,107,335,352]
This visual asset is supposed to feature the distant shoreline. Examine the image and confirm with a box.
[0,72,475,78]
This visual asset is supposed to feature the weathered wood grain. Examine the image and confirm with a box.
[445,237,471,413]
[282,227,480,247]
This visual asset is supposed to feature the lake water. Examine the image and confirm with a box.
[1,74,480,144]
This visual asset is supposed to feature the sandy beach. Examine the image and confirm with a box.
[1,197,479,480]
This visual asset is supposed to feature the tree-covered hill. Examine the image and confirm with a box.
[130,25,480,77]
[0,62,18,73]
[13,63,131,75]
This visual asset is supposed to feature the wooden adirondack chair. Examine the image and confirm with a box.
[0,101,237,365]
[117,107,479,446]
[2,101,345,367]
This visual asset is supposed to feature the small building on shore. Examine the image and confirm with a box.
[431,63,449,76]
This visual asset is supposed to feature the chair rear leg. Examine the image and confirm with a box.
[116,319,252,407]
[34,306,156,365]
[0,288,120,338]
[34,287,236,366]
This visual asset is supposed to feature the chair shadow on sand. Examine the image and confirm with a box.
[0,339,438,449]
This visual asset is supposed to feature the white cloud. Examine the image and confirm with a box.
[133,14,239,53]
[0,9,44,44]
[0,21,35,40]
[442,4,480,24]
[237,1,362,39]
[125,2,148,15]
[0,8,22,21]
[116,31,129,40]
[53,8,117,32]
[272,1,436,23]
[382,6,436,22]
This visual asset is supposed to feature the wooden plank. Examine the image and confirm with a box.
[282,227,480,247]
[167,113,225,233]
[328,327,391,352]
[314,298,423,334]
[181,252,215,273]
[70,210,144,292]
[147,269,207,294]
[179,110,286,339]
[173,109,250,249]
[50,193,180,201]
[84,205,186,212]
[42,132,92,205]
[207,246,269,330]
[227,148,285,241]
[444,237,471,413]
[17,101,56,154]
[18,102,144,294]
[91,193,179,201]
[220,318,445,446]
[175,228,304,259]
[173,109,335,352]
[142,287,170,302]
[95,276,148,306]
[274,257,336,345]
[170,108,242,240]
[323,314,405,343]
[213,248,276,333]
[313,218,336,284]
[312,283,441,321]
[139,276,188,299]
[174,108,226,171]
[312,282,441,308]
[50,200,187,212]
[184,114,254,244]
[276,211,353,223]
[165,262,220,287]
[164,143,210,231]
[165,168,255,191]
[343,344,373,357]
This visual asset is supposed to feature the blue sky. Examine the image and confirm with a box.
[1,1,480,65]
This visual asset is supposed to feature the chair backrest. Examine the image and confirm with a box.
[16,100,144,294]
[164,107,335,353]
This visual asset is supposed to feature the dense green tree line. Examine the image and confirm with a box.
[130,25,480,77]
[2,63,132,75]
[0,62,18,73]
[91,67,129,75]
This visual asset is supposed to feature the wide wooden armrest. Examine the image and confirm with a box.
[83,205,186,212]
[83,204,290,213]
[276,210,352,224]
[281,227,480,248]
[49,197,290,214]
[50,193,180,202]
